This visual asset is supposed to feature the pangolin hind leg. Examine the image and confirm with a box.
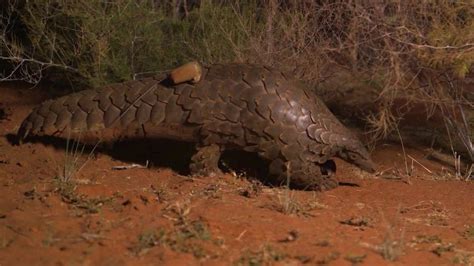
[190,144,222,177]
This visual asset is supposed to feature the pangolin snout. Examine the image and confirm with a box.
[357,159,377,173]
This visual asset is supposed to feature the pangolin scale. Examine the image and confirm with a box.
[17,63,376,190]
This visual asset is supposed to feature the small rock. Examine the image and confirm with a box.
[279,230,299,243]
[122,199,132,206]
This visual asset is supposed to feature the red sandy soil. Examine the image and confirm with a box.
[0,82,473,265]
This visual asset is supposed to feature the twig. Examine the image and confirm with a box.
[80,233,108,242]
[407,155,432,174]
[0,56,79,72]
[236,230,247,241]
[395,124,411,177]
[112,160,149,170]
[388,37,474,51]
[465,164,473,181]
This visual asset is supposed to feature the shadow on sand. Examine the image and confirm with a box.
[6,133,270,181]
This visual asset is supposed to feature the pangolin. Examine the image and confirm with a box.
[17,63,376,190]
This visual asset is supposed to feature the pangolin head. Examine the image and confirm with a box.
[337,140,377,173]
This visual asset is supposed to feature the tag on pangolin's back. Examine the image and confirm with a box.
[170,61,202,84]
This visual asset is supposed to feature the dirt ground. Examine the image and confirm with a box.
[0,82,473,266]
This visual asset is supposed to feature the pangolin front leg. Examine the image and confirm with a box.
[190,144,222,177]
[268,158,338,191]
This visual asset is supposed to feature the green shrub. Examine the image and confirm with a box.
[0,0,259,87]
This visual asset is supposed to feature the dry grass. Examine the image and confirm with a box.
[268,163,327,216]
[235,244,287,266]
[268,188,327,216]
[129,200,218,258]
[361,208,406,261]
[58,131,99,182]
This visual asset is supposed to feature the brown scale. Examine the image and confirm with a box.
[269,101,291,124]
[220,103,240,123]
[87,108,105,131]
[96,89,113,111]
[139,87,158,106]
[124,85,143,104]
[149,102,166,125]
[135,102,152,125]
[109,87,126,109]
[42,111,58,133]
[71,108,88,131]
[163,95,188,124]
[120,105,137,127]
[78,90,99,113]
[295,113,312,131]
[49,98,66,113]
[258,141,281,160]
[255,93,280,119]
[281,143,302,161]
[55,108,72,131]
[37,100,53,117]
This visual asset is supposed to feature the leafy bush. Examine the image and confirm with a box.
[0,0,257,87]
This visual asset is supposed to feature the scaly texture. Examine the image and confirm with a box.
[18,64,376,190]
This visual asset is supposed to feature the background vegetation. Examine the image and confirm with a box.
[0,0,472,174]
